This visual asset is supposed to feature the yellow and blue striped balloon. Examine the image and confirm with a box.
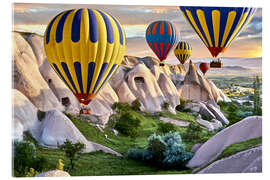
[44,8,126,105]
[174,41,192,64]
[179,6,256,57]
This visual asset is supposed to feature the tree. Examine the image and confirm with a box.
[58,140,85,170]
[253,75,262,115]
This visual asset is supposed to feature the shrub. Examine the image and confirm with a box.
[13,140,47,177]
[131,98,141,111]
[112,102,131,113]
[175,98,189,112]
[58,139,85,170]
[162,101,170,111]
[157,122,176,134]
[127,132,193,169]
[114,111,140,138]
[183,123,203,141]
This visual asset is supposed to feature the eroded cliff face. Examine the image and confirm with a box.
[12,32,229,122]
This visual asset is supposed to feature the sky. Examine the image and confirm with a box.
[12,3,262,60]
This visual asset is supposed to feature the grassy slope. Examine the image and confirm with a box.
[33,110,195,176]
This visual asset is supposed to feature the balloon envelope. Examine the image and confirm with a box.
[44,8,126,105]
[199,62,209,75]
[174,41,192,64]
[179,6,256,57]
[145,21,177,63]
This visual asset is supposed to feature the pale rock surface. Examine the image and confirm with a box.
[160,117,190,127]
[87,99,114,125]
[196,116,214,131]
[12,89,40,141]
[211,119,223,130]
[187,116,262,168]
[178,61,230,103]
[184,102,201,113]
[199,103,216,120]
[38,109,96,152]
[36,170,70,177]
[191,143,203,153]
[96,83,119,106]
[126,63,165,112]
[158,73,180,114]
[37,109,121,156]
[206,103,229,124]
[199,146,262,173]
[109,66,126,90]
[23,33,46,67]
[12,32,63,111]
[39,60,80,113]
[116,81,137,105]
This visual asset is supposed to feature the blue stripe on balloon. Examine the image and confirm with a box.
[46,12,63,44]
[71,9,83,42]
[86,62,95,94]
[204,8,215,47]
[88,9,99,43]
[92,63,108,93]
[111,16,124,45]
[56,10,73,43]
[61,62,78,94]
[218,9,229,47]
[222,9,242,47]
[97,10,114,44]
[190,8,210,47]
[52,63,73,92]
[74,62,84,93]
[96,64,117,94]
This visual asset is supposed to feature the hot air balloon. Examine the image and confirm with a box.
[174,41,192,64]
[146,20,177,66]
[179,6,256,58]
[44,8,126,107]
[199,62,209,75]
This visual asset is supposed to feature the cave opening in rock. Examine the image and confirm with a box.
[48,79,52,83]
[61,97,70,107]
[134,77,145,84]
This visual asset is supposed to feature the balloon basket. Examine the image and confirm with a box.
[80,109,91,115]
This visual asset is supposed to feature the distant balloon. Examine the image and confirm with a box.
[174,41,192,64]
[146,20,177,65]
[44,8,126,105]
[179,6,256,57]
[199,62,209,75]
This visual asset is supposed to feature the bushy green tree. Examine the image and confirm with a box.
[162,101,170,111]
[58,139,85,170]
[13,140,47,177]
[115,111,141,138]
[157,122,177,134]
[183,123,203,141]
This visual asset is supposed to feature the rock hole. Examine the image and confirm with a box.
[61,97,70,107]
[134,77,144,84]
[48,79,52,83]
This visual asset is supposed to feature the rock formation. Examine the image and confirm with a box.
[36,170,70,177]
[13,32,63,111]
[178,61,227,103]
[187,116,262,168]
[199,146,262,173]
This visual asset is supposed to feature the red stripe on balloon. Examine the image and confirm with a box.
[160,42,164,58]
[149,42,160,59]
[167,22,172,35]
[160,21,164,34]
[154,42,161,59]
[164,42,171,58]
[152,22,158,35]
